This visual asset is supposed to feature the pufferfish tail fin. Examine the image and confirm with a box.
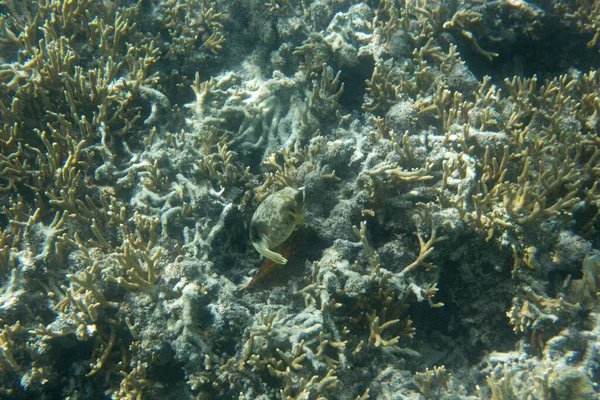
[253,239,288,264]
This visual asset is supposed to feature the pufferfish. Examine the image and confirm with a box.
[250,187,305,264]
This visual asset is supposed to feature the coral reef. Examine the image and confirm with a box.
[0,0,599,398]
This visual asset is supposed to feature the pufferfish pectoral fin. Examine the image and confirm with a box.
[286,210,302,224]
[253,238,288,265]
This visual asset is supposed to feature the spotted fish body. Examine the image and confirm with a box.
[250,187,304,264]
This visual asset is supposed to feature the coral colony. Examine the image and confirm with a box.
[0,0,599,399]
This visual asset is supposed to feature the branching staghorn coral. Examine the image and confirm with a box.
[417,79,474,131]
[367,311,402,348]
[158,0,227,59]
[479,357,596,400]
[265,0,293,15]
[0,2,163,284]
[362,61,400,113]
[302,63,345,134]
[507,285,580,351]
[566,0,600,49]
[0,5,174,377]
[373,0,444,48]
[0,0,598,398]
[196,142,251,191]
[434,68,600,249]
[106,241,163,298]
[343,219,445,360]
[113,342,164,399]
[294,33,332,78]
[0,320,21,372]
[353,220,447,283]
[25,198,177,388]
[255,140,320,200]
[442,9,498,61]
[210,308,341,398]
[507,253,600,354]
[414,365,451,397]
